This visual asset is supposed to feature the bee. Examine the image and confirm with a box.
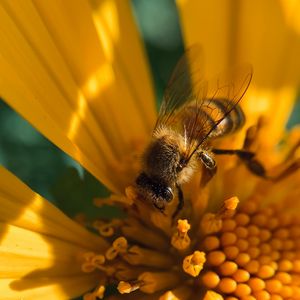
[135,46,264,217]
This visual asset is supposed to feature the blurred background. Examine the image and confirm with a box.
[0,0,299,219]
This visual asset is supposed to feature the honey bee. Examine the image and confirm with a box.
[135,46,265,217]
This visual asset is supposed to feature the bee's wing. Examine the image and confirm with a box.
[187,64,253,156]
[155,45,206,130]
[155,45,253,161]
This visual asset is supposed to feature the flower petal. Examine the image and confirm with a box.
[0,275,100,300]
[0,166,106,297]
[0,0,156,193]
[177,0,300,145]
[0,166,108,251]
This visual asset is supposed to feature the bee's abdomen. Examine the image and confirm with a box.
[182,98,245,139]
[206,98,245,137]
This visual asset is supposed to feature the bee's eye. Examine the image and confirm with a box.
[163,187,174,202]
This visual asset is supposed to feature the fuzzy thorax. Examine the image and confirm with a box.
[142,126,197,186]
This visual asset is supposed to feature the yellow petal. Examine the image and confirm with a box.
[0,167,107,298]
[0,275,100,300]
[177,0,300,146]
[0,166,108,251]
[0,0,155,193]
[89,0,156,131]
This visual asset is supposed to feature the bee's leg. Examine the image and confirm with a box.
[198,150,218,185]
[212,148,267,177]
[212,148,300,181]
[172,184,184,219]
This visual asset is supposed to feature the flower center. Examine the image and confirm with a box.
[200,199,300,298]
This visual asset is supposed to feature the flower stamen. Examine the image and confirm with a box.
[118,280,141,294]
[123,245,174,267]
[93,219,123,237]
[105,237,128,260]
[171,219,191,250]
[183,250,206,277]
[81,252,106,273]
[121,218,169,250]
[159,285,193,300]
[138,271,181,294]
[200,197,300,298]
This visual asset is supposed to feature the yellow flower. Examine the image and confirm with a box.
[0,0,300,299]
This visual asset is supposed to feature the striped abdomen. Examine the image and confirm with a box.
[180,98,245,141]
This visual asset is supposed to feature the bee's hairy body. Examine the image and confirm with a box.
[143,126,197,185]
[136,126,196,211]
[136,101,245,213]
[134,46,253,216]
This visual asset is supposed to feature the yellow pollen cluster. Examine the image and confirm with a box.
[171,219,191,250]
[201,199,300,299]
[183,250,206,277]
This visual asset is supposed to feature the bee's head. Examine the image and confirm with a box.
[135,172,174,212]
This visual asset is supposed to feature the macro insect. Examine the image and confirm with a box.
[135,46,266,217]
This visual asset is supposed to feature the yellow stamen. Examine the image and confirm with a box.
[123,245,174,267]
[105,237,128,260]
[159,286,193,300]
[138,272,181,294]
[218,196,239,219]
[171,219,191,250]
[201,197,239,235]
[203,290,224,300]
[115,266,150,282]
[118,280,140,294]
[81,252,105,273]
[121,218,169,251]
[93,219,122,237]
[200,213,222,235]
[159,291,180,300]
[150,211,173,235]
[182,251,206,277]
[200,193,300,298]
[83,285,105,300]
